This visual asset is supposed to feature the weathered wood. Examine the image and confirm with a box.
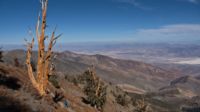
[26,0,59,96]
[26,38,42,94]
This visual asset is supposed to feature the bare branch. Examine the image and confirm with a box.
[36,12,40,40]
[28,28,34,39]
[52,34,62,46]
[54,33,62,40]
[26,38,41,94]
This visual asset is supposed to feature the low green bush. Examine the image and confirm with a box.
[49,75,60,88]
[82,69,107,110]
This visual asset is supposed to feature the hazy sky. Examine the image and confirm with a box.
[0,0,200,44]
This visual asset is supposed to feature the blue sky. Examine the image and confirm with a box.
[0,0,200,44]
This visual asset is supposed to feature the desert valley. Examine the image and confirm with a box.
[0,0,200,112]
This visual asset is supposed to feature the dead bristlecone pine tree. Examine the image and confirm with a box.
[25,0,61,96]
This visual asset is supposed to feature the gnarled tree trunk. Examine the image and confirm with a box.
[26,0,61,96]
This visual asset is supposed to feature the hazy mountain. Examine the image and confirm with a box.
[1,49,200,112]
[3,49,180,91]
[160,75,200,97]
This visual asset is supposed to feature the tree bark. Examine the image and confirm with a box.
[26,0,60,96]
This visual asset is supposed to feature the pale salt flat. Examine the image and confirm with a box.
[171,58,200,65]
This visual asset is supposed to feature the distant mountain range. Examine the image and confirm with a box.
[3,49,179,91]
[2,48,200,111]
[3,42,200,76]
[2,42,200,56]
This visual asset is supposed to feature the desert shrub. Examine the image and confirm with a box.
[53,91,64,103]
[0,47,3,62]
[49,75,60,88]
[65,75,73,81]
[72,77,79,86]
[181,107,200,112]
[134,98,150,112]
[0,74,21,90]
[131,94,144,105]
[64,75,71,81]
[14,58,20,67]
[116,94,129,106]
[65,75,80,86]
[0,96,32,112]
[82,69,107,110]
